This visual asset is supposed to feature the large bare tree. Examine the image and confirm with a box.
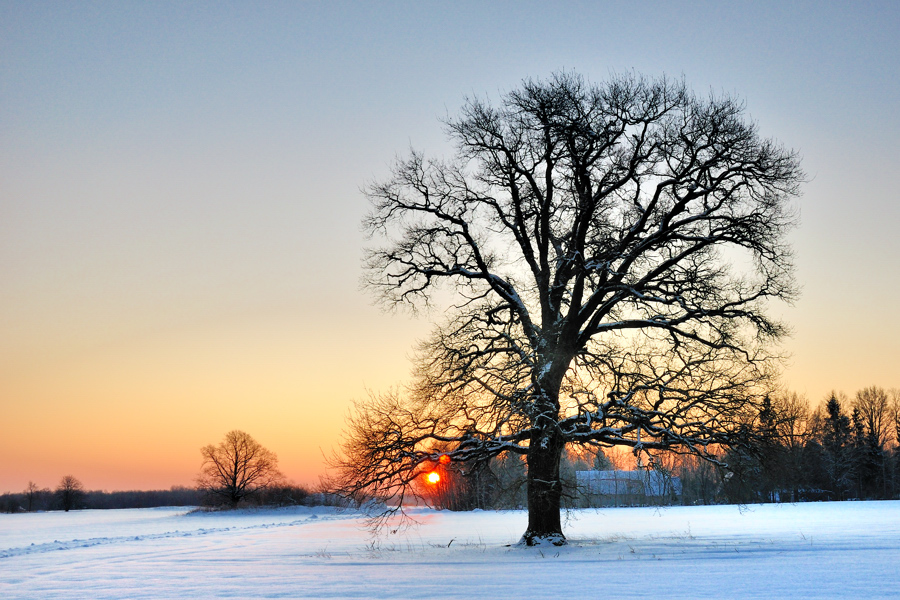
[337,73,803,545]
[197,430,284,507]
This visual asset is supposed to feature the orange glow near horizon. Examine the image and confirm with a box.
[0,309,430,493]
[426,471,440,485]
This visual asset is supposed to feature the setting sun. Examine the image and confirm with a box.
[426,471,440,485]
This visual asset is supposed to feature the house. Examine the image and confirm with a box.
[575,470,682,506]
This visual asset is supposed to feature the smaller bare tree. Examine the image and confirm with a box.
[55,475,85,512]
[197,430,285,507]
[25,481,40,512]
[773,391,812,502]
[854,386,893,449]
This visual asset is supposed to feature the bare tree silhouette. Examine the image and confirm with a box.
[55,475,85,512]
[336,72,803,545]
[197,430,284,507]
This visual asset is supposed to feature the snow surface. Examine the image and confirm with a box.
[2,501,899,599]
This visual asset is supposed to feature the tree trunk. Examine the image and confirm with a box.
[522,426,566,546]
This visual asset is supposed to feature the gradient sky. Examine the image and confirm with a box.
[2,1,898,493]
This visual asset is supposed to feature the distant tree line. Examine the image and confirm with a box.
[0,477,203,513]
[0,478,334,513]
[1,430,344,513]
[389,386,900,510]
[5,394,895,515]
[719,386,900,504]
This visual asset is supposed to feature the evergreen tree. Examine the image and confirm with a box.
[756,396,783,501]
[822,394,852,500]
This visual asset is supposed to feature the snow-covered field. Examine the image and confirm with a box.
[2,501,898,599]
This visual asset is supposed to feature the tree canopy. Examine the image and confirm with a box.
[197,430,284,507]
[55,475,86,512]
[336,72,803,545]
